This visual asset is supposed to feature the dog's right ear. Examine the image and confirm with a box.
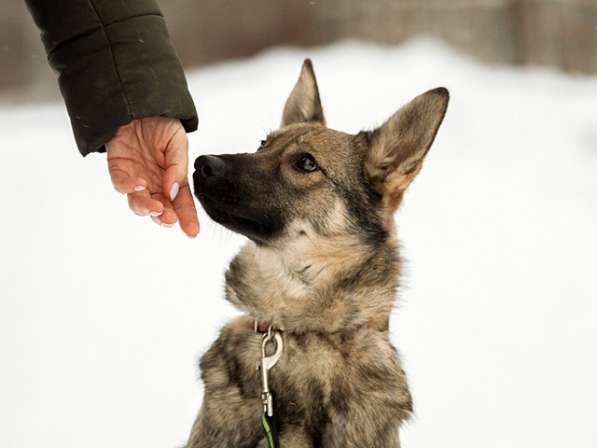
[281,59,325,127]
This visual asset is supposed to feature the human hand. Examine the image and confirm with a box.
[106,117,199,237]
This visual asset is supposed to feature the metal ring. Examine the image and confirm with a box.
[261,331,284,370]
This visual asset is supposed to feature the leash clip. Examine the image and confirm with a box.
[260,327,283,417]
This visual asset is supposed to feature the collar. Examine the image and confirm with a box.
[254,320,282,334]
[253,315,389,334]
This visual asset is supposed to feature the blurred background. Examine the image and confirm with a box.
[1,2,596,448]
[2,0,597,102]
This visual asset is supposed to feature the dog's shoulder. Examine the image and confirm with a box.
[199,316,262,388]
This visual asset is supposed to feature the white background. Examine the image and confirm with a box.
[1,39,596,447]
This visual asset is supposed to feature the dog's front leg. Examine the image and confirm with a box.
[187,322,265,448]
[322,405,404,448]
[186,398,262,448]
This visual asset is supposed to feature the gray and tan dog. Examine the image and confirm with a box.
[189,60,449,448]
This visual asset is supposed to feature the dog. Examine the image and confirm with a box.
[188,59,449,448]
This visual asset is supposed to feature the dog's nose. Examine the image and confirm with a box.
[194,155,227,179]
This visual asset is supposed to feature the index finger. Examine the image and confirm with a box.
[172,184,200,237]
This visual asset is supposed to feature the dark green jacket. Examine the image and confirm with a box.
[25,0,198,156]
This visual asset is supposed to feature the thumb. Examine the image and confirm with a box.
[163,127,189,201]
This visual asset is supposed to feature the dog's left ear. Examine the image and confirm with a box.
[281,59,325,127]
[364,87,449,210]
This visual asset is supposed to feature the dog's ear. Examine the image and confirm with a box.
[364,87,449,210]
[281,59,325,127]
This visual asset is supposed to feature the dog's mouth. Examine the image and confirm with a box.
[195,188,283,244]
[197,193,256,227]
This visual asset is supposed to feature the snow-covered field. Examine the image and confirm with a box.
[1,38,596,448]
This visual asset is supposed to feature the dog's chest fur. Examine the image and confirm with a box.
[198,315,412,447]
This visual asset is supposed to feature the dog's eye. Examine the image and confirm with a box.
[294,154,318,173]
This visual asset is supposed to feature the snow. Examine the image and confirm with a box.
[1,38,596,448]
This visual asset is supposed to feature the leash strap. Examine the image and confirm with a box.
[261,411,280,448]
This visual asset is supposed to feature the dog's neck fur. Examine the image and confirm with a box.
[224,222,401,334]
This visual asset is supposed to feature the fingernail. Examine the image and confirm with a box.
[169,182,180,201]
[150,211,163,217]
[133,185,145,192]
[163,222,175,228]
[151,216,162,226]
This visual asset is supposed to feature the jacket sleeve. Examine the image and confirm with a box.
[25,0,198,156]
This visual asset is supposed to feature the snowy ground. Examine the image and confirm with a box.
[1,38,596,448]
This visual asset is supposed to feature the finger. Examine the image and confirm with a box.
[172,184,200,237]
[108,160,146,194]
[150,192,178,226]
[162,128,189,201]
[127,190,164,217]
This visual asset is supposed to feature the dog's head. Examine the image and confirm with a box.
[194,60,449,332]
[193,59,448,248]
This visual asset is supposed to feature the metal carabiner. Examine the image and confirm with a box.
[262,328,283,369]
[260,328,283,416]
